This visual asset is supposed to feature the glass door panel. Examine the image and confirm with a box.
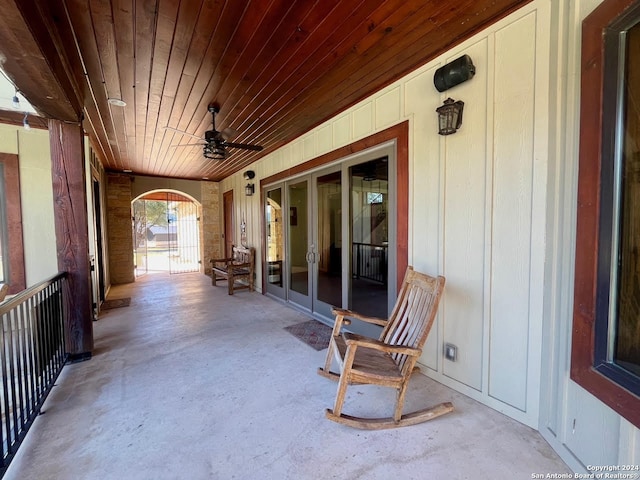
[315,171,342,312]
[265,187,285,298]
[287,180,311,309]
[349,158,389,317]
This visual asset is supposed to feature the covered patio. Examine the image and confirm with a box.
[5,272,569,479]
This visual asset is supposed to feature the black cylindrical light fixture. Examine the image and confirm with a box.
[434,55,475,92]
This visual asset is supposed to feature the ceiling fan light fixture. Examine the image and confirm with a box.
[203,143,225,160]
[108,98,127,107]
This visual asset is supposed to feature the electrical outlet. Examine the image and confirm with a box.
[444,343,457,361]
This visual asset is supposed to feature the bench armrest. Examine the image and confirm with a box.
[211,257,233,264]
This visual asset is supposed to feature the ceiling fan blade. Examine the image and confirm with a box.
[170,142,206,147]
[163,126,203,141]
[224,142,263,151]
[220,127,238,141]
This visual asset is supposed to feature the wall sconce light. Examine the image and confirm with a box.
[243,170,255,195]
[436,98,464,135]
[22,112,30,130]
[12,90,20,110]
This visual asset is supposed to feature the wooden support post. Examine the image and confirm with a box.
[49,119,93,360]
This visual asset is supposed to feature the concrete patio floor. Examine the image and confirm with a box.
[5,272,571,479]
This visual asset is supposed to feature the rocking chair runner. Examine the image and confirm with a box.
[318,267,453,429]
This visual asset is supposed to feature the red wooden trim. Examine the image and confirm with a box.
[572,0,640,429]
[0,153,26,294]
[223,190,234,259]
[49,119,94,356]
[260,121,409,295]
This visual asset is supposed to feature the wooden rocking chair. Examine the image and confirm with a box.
[318,267,453,429]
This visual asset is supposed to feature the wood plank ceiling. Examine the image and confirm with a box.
[0,0,530,181]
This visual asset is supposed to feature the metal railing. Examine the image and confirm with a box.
[352,242,388,285]
[0,273,67,476]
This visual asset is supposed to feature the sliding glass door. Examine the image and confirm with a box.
[263,144,396,329]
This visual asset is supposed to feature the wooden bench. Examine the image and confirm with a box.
[210,246,255,295]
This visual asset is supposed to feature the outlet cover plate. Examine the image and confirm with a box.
[444,343,457,361]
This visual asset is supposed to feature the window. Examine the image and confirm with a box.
[0,153,25,294]
[572,0,640,428]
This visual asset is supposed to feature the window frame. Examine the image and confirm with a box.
[572,0,640,429]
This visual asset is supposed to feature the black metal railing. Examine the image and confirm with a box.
[352,242,388,285]
[0,273,67,476]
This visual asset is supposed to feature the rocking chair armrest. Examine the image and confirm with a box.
[342,332,422,357]
[331,308,388,327]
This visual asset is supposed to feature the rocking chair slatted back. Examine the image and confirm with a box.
[381,268,445,373]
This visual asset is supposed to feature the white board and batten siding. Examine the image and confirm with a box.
[407,7,549,428]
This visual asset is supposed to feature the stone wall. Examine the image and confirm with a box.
[201,181,221,276]
[106,173,135,284]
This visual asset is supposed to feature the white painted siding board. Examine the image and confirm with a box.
[406,67,443,371]
[352,103,373,139]
[618,419,640,465]
[303,134,316,161]
[524,4,550,427]
[17,129,58,285]
[488,13,537,411]
[290,141,303,169]
[375,87,402,129]
[442,40,489,391]
[565,383,621,467]
[317,124,333,154]
[333,113,351,147]
[0,124,18,153]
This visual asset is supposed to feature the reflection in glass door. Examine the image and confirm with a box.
[314,171,343,317]
[287,180,311,309]
[265,187,285,298]
[349,158,389,317]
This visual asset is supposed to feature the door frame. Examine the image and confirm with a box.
[223,190,234,258]
[259,121,409,308]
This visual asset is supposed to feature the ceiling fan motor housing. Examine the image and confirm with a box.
[205,130,218,142]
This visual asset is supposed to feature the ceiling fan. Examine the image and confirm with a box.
[167,105,263,160]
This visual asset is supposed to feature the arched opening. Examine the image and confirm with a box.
[132,190,201,276]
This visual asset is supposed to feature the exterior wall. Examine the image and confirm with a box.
[539,0,640,472]
[221,0,640,471]
[201,181,221,276]
[0,124,57,285]
[106,173,135,284]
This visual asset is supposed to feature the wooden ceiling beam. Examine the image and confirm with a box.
[0,0,81,121]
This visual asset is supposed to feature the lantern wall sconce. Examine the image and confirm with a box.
[244,170,256,196]
[436,98,464,135]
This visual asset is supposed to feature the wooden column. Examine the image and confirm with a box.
[49,119,93,360]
